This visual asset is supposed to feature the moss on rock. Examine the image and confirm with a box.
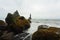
[32,27,60,40]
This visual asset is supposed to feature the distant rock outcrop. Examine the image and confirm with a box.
[28,14,31,23]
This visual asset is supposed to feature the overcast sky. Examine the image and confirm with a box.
[0,0,60,20]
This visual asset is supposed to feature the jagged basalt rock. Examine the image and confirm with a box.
[5,10,30,34]
[0,10,30,40]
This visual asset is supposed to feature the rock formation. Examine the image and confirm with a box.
[0,10,31,40]
[28,14,32,23]
[32,25,60,40]
[5,10,30,34]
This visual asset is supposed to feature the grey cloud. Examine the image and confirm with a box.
[0,0,60,19]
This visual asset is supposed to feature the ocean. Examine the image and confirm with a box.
[27,19,60,34]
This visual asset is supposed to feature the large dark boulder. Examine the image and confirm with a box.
[32,27,60,40]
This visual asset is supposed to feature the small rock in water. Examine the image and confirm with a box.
[38,25,48,30]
